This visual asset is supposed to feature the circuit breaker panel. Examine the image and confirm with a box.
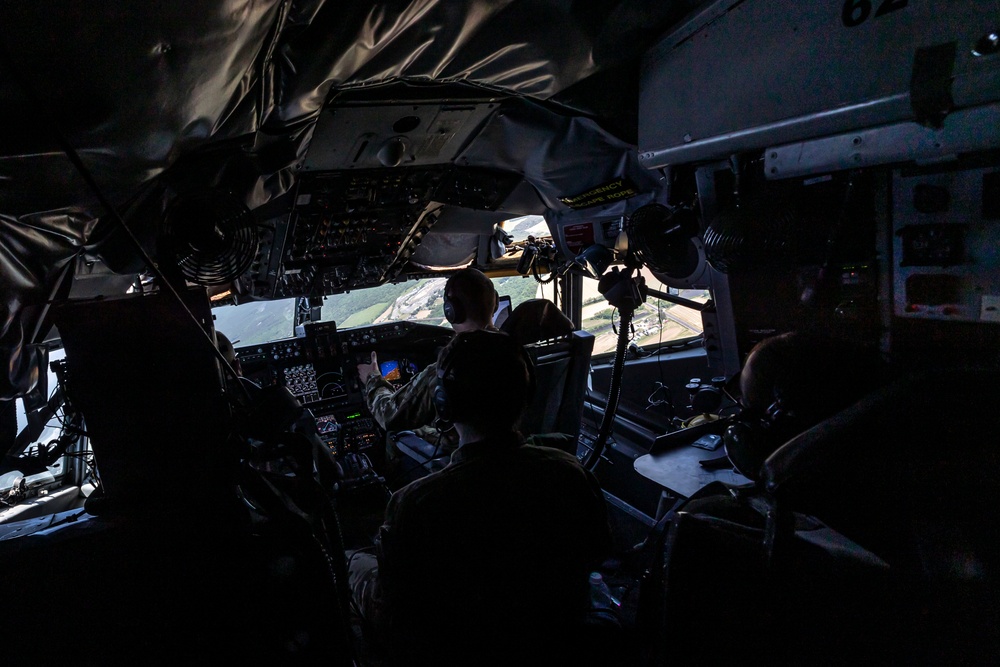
[892,164,1000,325]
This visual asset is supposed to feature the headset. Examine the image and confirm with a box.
[723,391,802,481]
[442,286,464,325]
[433,330,536,425]
[723,332,881,480]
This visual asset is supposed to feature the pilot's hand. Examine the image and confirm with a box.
[356,351,379,385]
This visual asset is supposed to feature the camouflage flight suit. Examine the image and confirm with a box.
[363,361,459,462]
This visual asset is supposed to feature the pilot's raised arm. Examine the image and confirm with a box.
[354,268,500,461]
[358,350,440,435]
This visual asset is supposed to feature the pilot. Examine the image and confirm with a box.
[355,267,500,465]
[216,331,266,404]
[348,330,613,666]
[216,331,243,376]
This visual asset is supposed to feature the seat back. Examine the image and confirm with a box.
[519,330,595,449]
[391,329,595,479]
[500,298,575,345]
[759,367,1000,666]
[50,289,232,502]
[647,367,1000,666]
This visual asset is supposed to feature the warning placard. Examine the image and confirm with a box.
[559,177,639,210]
[562,223,595,255]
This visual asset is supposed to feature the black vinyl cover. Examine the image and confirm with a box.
[0,0,687,400]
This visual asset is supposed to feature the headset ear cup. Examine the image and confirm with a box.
[724,420,769,481]
[444,291,465,325]
[443,294,454,323]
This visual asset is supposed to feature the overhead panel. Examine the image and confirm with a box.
[240,167,521,300]
[303,102,499,171]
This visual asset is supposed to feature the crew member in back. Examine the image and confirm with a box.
[348,330,613,665]
[356,267,499,464]
[724,330,886,479]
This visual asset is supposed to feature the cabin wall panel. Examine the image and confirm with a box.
[639,0,1000,167]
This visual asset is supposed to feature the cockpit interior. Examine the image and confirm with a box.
[1,1,999,664]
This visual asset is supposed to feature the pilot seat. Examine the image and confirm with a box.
[392,299,594,480]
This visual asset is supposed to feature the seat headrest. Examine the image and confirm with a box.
[499,299,574,345]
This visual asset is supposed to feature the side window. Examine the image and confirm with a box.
[491,275,546,313]
[580,267,709,356]
[213,299,297,347]
[2,348,72,496]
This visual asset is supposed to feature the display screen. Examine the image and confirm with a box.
[378,359,418,385]
[380,359,401,382]
[493,295,512,327]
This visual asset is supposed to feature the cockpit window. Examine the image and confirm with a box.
[321,279,447,329]
[213,299,298,348]
[212,275,550,347]
[319,275,547,330]
[3,348,70,497]
[210,214,559,346]
[581,266,708,356]
[502,215,549,243]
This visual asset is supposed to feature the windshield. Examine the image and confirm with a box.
[213,274,552,347]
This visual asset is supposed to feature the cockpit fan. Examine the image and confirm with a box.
[625,202,706,286]
[158,190,259,287]
[702,185,799,274]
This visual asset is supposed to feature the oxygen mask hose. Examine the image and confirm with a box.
[583,304,634,470]
[584,265,647,470]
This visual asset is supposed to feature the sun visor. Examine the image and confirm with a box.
[423,206,510,235]
[457,100,661,213]
[407,234,477,271]
[408,206,511,270]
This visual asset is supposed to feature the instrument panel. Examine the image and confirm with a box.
[233,320,453,461]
